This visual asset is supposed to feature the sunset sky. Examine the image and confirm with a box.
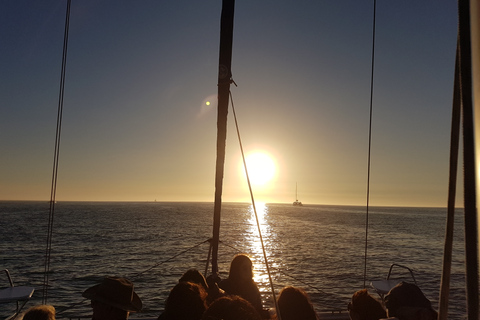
[1,0,459,207]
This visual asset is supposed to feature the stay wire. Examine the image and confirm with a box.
[217,239,344,308]
[55,239,211,315]
[130,239,211,279]
[363,0,376,289]
[43,0,71,304]
[229,90,281,320]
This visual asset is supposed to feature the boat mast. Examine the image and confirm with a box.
[458,0,479,318]
[439,1,479,318]
[211,0,235,276]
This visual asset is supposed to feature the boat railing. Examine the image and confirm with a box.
[370,263,417,303]
[0,269,35,320]
[385,263,417,284]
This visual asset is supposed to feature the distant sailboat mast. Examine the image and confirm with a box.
[293,183,303,206]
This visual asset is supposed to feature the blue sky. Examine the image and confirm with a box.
[1,0,459,206]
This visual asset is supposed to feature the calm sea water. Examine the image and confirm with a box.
[0,201,467,319]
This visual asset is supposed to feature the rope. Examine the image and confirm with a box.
[55,239,211,315]
[363,0,376,289]
[272,270,344,311]
[229,90,282,320]
[214,239,338,298]
[54,234,246,314]
[214,240,331,296]
[55,237,343,315]
[130,239,211,279]
[272,269,330,297]
[55,300,89,316]
[43,0,71,304]
[213,239,341,304]
[203,94,346,309]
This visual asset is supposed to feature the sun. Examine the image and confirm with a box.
[243,152,276,186]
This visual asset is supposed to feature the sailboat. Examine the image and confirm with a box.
[1,0,479,319]
[293,183,303,206]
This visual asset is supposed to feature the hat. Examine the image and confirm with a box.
[82,277,142,312]
[385,282,432,314]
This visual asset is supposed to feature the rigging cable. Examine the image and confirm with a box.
[130,239,211,279]
[43,0,71,304]
[214,238,346,310]
[56,239,212,315]
[229,90,282,320]
[363,0,377,288]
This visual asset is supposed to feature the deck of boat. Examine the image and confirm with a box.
[317,311,350,320]
[67,311,351,320]
[67,311,350,320]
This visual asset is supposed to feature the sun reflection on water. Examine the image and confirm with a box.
[245,202,272,286]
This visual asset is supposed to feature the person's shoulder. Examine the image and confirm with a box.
[219,278,233,289]
[245,280,260,291]
[157,312,166,320]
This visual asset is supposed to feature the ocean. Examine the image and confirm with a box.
[0,201,467,319]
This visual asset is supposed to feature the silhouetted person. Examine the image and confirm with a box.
[21,305,55,320]
[219,254,267,317]
[348,289,386,320]
[202,295,262,320]
[384,282,437,320]
[158,281,208,320]
[179,268,223,304]
[179,269,208,291]
[82,276,142,320]
[276,286,318,320]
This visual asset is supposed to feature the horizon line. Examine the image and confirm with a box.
[0,199,456,209]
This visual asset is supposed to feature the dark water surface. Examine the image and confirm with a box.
[0,201,467,319]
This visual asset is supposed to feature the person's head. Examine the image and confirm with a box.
[277,286,318,320]
[179,269,209,291]
[202,296,262,320]
[82,276,142,320]
[229,254,254,282]
[163,281,208,320]
[21,305,55,320]
[347,289,386,320]
[385,282,437,320]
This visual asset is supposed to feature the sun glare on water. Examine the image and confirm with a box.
[243,152,276,186]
